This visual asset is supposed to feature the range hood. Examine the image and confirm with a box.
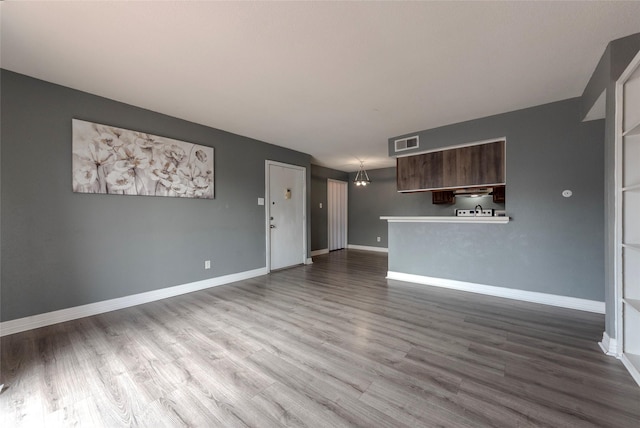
[452,187,493,197]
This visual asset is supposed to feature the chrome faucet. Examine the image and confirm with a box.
[474,204,483,216]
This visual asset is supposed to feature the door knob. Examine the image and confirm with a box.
[270,225,276,229]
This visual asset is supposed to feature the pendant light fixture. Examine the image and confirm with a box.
[354,161,371,186]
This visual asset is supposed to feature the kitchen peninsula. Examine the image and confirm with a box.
[380,214,512,292]
[380,216,509,224]
[380,215,512,291]
[379,213,602,313]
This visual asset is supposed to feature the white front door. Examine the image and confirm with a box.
[267,161,306,270]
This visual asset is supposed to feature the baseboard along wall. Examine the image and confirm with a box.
[0,267,267,337]
[2,265,605,337]
[313,246,389,255]
[386,271,605,314]
[598,331,619,356]
[347,244,389,253]
[310,249,329,257]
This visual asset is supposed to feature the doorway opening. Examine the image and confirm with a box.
[327,179,348,251]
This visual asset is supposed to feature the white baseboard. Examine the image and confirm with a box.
[621,353,640,387]
[310,249,329,257]
[598,331,619,356]
[386,271,605,314]
[0,267,268,337]
[347,244,389,253]
[305,257,313,265]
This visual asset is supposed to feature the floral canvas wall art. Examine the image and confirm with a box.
[72,119,214,199]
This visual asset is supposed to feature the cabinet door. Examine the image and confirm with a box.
[446,140,505,188]
[432,190,455,204]
[397,151,443,191]
[397,140,505,191]
[492,185,506,203]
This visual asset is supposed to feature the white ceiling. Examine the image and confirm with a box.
[2,1,640,172]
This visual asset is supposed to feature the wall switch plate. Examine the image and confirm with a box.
[319,203,323,208]
[258,198,265,206]
[377,236,381,242]
[204,260,211,269]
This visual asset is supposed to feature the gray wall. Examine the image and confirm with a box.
[348,167,504,249]
[1,70,311,322]
[581,33,640,336]
[364,98,605,301]
[310,165,348,251]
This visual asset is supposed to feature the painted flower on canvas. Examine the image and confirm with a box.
[72,119,214,199]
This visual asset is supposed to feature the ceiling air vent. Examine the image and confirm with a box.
[394,136,419,152]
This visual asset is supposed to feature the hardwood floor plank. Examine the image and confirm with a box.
[245,349,411,428]
[455,379,600,428]
[359,379,479,428]
[45,396,106,428]
[252,382,353,428]
[176,375,279,428]
[241,325,374,398]
[1,249,639,427]
[502,360,640,426]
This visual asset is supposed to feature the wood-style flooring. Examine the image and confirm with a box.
[1,250,639,427]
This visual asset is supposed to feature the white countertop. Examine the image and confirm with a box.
[380,216,510,224]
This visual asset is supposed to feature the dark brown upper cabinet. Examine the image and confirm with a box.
[432,190,455,205]
[397,140,505,192]
[492,185,506,203]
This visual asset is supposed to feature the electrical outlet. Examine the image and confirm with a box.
[204,260,211,270]
[377,236,381,242]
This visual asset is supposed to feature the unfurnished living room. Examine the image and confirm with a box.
[1,1,640,427]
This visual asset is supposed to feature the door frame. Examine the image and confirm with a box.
[327,178,348,251]
[265,160,307,272]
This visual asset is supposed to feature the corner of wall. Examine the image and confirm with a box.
[580,44,610,121]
